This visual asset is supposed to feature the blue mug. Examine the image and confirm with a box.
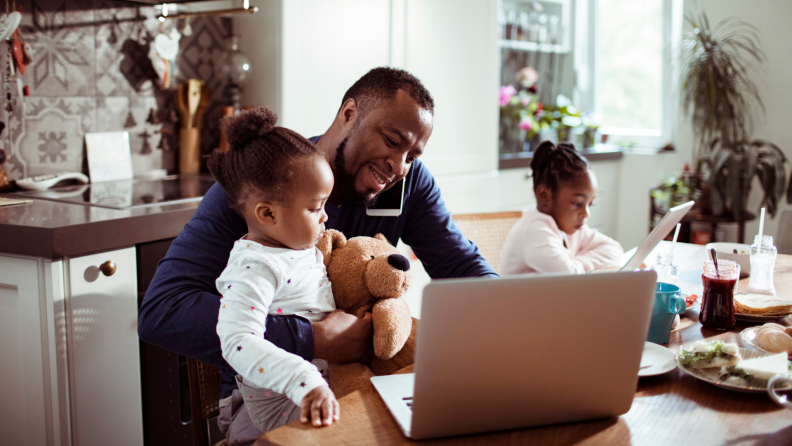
[647,282,686,344]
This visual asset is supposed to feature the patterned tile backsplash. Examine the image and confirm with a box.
[1,0,232,181]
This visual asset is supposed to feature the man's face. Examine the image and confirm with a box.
[333,89,433,207]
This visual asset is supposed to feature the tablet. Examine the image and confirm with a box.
[620,201,695,271]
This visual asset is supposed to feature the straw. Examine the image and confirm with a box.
[670,223,681,258]
[757,207,766,254]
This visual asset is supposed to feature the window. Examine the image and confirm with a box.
[574,0,683,148]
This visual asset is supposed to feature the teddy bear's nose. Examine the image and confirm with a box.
[387,254,411,272]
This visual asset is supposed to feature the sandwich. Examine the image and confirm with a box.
[719,352,791,388]
[678,340,742,369]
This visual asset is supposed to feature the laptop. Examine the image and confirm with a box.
[371,271,657,440]
[619,201,695,271]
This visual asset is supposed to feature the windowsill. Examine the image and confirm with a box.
[498,144,625,170]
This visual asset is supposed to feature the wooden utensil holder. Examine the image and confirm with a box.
[179,128,201,175]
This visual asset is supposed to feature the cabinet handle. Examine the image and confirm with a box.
[100,260,116,277]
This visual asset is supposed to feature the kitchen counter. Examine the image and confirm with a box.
[498,144,624,169]
[0,194,201,259]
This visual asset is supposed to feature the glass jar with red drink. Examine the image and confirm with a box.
[699,259,740,330]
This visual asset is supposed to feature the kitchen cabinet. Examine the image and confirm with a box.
[400,0,500,177]
[496,166,535,211]
[236,0,500,178]
[0,247,143,446]
[587,160,619,237]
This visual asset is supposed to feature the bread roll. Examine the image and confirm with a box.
[785,327,792,337]
[756,328,792,354]
[762,323,786,332]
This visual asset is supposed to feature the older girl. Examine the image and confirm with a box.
[500,141,623,275]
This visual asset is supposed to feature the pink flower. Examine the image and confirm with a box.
[500,85,517,106]
[516,67,539,88]
[521,96,531,106]
[518,119,532,131]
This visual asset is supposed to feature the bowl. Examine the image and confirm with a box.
[706,242,751,277]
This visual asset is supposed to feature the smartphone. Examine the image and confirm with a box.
[366,178,405,217]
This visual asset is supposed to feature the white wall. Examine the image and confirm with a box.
[676,0,792,243]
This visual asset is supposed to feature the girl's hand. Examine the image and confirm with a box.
[300,385,340,426]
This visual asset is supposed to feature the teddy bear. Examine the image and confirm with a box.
[316,229,418,398]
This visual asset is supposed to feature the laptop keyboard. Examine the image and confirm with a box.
[402,396,413,411]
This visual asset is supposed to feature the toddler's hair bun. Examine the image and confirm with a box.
[221,107,279,149]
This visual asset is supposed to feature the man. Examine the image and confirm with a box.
[138,67,497,443]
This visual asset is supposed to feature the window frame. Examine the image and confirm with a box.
[573,0,683,148]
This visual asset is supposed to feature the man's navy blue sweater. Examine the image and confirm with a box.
[138,151,497,398]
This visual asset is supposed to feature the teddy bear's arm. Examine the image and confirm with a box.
[372,298,412,360]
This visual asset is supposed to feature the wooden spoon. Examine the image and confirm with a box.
[186,79,203,129]
[193,85,212,128]
[174,82,188,124]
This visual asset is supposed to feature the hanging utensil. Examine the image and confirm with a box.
[192,84,211,128]
[178,79,204,175]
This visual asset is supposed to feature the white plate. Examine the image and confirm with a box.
[682,293,700,312]
[639,342,677,377]
[740,326,791,357]
[676,347,792,393]
[736,312,791,322]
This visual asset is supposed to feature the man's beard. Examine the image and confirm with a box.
[333,137,380,208]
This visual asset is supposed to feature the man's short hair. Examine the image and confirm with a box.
[340,67,435,120]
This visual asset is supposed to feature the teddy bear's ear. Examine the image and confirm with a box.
[374,233,391,245]
[316,229,347,266]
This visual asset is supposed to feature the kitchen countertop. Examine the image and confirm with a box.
[0,194,200,259]
[498,144,624,169]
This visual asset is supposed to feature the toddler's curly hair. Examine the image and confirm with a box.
[206,107,322,210]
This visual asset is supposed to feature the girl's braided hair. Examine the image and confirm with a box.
[206,107,323,211]
[530,140,590,193]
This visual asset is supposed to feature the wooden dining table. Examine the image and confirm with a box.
[256,243,792,445]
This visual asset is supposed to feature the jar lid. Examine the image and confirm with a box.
[703,259,738,279]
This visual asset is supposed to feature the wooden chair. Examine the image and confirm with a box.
[452,211,522,273]
[187,358,222,446]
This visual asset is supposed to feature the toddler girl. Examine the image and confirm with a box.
[210,107,339,434]
[500,141,623,275]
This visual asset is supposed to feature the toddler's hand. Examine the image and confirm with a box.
[300,385,340,427]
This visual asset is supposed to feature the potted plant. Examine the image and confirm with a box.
[499,83,540,153]
[681,11,791,219]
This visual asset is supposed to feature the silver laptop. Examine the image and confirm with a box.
[619,201,695,270]
[371,271,656,440]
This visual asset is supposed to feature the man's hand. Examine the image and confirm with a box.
[300,385,340,427]
[312,310,373,363]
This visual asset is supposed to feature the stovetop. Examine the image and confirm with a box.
[11,175,215,210]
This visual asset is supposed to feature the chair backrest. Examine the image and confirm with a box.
[778,210,792,255]
[187,358,221,446]
[452,211,522,273]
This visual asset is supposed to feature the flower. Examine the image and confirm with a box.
[520,96,531,106]
[518,118,533,131]
[534,102,543,116]
[516,67,539,88]
[499,84,517,106]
